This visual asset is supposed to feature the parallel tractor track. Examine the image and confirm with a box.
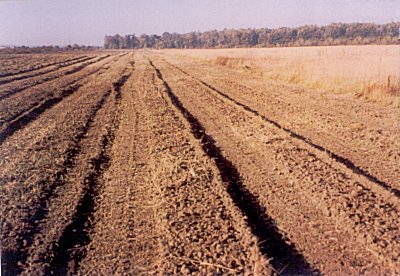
[0,55,88,78]
[0,56,96,86]
[0,63,111,144]
[0,55,111,101]
[49,68,132,275]
[161,58,400,200]
[1,52,398,275]
[1,56,134,275]
[148,59,316,274]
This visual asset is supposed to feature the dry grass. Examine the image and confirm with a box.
[212,56,248,69]
[161,46,400,106]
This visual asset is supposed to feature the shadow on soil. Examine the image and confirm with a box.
[50,71,131,275]
[166,59,400,199]
[149,59,318,275]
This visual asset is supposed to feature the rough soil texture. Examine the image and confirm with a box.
[159,53,400,193]
[0,51,399,275]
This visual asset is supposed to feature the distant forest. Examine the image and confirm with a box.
[0,45,100,54]
[104,22,400,49]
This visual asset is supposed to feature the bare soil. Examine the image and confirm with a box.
[1,50,398,275]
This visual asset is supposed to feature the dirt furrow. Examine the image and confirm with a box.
[162,58,400,198]
[2,51,397,275]
[23,69,132,275]
[0,54,87,78]
[0,84,82,144]
[0,56,112,123]
[0,54,133,275]
[78,55,270,274]
[0,55,119,141]
[0,54,111,101]
[0,82,112,275]
[0,55,95,86]
[161,55,400,191]
[149,56,400,274]
[20,88,112,275]
[149,59,314,274]
[0,54,119,140]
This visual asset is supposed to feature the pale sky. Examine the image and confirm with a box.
[0,0,399,46]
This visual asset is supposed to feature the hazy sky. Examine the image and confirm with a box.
[0,0,399,46]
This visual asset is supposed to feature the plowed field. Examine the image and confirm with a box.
[1,50,399,275]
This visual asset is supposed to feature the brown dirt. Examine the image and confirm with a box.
[159,54,400,193]
[0,55,94,86]
[0,54,120,142]
[1,50,399,275]
[0,54,91,77]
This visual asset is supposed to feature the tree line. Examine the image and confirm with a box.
[0,45,100,54]
[104,22,400,49]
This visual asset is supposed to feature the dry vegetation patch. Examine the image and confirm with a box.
[163,46,400,105]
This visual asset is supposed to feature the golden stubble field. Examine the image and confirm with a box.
[159,45,400,105]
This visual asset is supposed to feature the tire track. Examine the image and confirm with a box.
[0,55,126,143]
[161,58,400,199]
[0,56,95,86]
[0,63,110,145]
[148,59,316,274]
[49,107,115,275]
[150,56,400,272]
[0,55,87,78]
[2,58,134,275]
[112,65,133,101]
[0,55,123,124]
[0,54,111,101]
[48,70,131,275]
[0,84,80,144]
[0,56,128,270]
[1,87,112,275]
[78,59,271,274]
